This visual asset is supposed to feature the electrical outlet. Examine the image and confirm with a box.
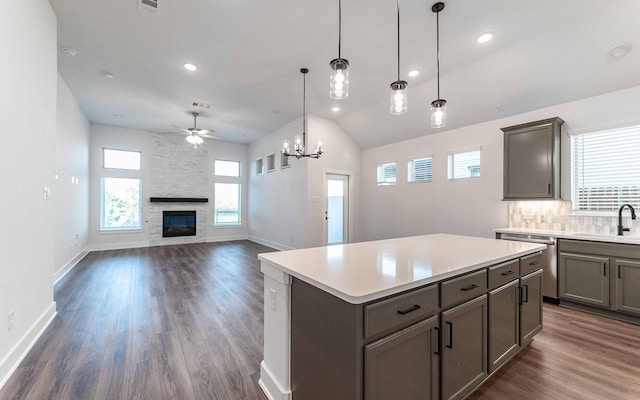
[270,289,277,311]
[8,311,14,331]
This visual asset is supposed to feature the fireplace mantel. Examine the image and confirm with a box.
[150,197,208,203]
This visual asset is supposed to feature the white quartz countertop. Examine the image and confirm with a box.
[258,233,545,304]
[495,227,640,245]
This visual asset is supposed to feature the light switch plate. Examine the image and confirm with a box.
[43,187,51,200]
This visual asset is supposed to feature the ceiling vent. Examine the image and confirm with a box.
[192,102,212,110]
[138,0,159,14]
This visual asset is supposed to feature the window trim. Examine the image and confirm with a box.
[102,148,142,171]
[280,151,291,169]
[266,153,276,173]
[213,182,242,227]
[255,157,264,175]
[214,159,241,177]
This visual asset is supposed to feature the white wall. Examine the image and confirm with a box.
[89,124,249,250]
[54,74,90,281]
[249,115,361,249]
[0,0,58,387]
[361,84,640,241]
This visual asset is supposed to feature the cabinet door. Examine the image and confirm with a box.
[503,125,554,199]
[441,295,487,400]
[558,252,610,308]
[364,316,439,400]
[615,258,640,316]
[488,280,519,373]
[520,269,543,344]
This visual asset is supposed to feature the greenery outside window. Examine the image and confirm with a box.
[100,178,142,230]
[214,183,241,226]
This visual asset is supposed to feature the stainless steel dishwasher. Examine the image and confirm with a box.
[496,233,557,300]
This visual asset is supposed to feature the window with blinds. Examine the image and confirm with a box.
[447,149,481,179]
[408,157,433,182]
[377,162,396,186]
[571,125,640,212]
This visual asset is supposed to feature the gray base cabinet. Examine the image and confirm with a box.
[364,316,439,400]
[488,280,519,373]
[558,239,640,324]
[615,258,640,316]
[520,270,543,344]
[441,295,488,400]
[558,252,610,308]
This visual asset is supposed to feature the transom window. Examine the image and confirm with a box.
[571,125,640,212]
[215,160,240,177]
[408,157,433,182]
[448,149,481,179]
[377,162,396,186]
[103,148,141,170]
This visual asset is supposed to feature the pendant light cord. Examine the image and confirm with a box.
[303,71,307,149]
[397,0,400,81]
[338,0,342,59]
[436,7,440,99]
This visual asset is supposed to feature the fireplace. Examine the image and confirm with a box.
[163,210,196,237]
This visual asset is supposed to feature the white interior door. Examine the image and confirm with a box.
[326,174,349,245]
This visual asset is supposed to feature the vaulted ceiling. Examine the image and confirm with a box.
[52,0,640,149]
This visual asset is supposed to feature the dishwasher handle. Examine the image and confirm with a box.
[499,234,556,245]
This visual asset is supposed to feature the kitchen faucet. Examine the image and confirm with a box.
[617,204,637,236]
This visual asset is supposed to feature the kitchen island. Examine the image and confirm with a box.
[258,234,546,400]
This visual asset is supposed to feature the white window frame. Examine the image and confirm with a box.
[377,162,397,186]
[447,148,481,180]
[102,148,141,170]
[408,156,433,183]
[255,157,264,175]
[570,124,640,214]
[214,182,242,227]
[266,153,276,173]
[281,152,291,169]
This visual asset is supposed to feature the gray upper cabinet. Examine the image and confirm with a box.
[502,117,564,200]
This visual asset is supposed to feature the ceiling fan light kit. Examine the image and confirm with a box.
[184,112,209,148]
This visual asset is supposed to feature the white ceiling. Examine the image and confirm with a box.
[52,0,640,149]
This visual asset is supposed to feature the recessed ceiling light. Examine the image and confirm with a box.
[62,47,77,57]
[407,69,420,78]
[476,32,494,44]
[183,62,198,71]
[608,42,632,59]
[101,70,115,78]
[331,107,341,112]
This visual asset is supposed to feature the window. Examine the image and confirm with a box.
[377,162,396,186]
[281,152,291,169]
[214,183,241,226]
[448,149,481,179]
[571,125,640,212]
[408,157,433,182]
[103,148,141,170]
[266,153,276,172]
[255,158,264,175]
[215,160,240,177]
[100,178,141,230]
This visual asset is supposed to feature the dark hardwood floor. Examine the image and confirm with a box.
[1,240,639,400]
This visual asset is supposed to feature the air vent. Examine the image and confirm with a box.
[192,102,212,110]
[138,0,159,14]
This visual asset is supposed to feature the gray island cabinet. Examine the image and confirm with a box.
[258,234,545,400]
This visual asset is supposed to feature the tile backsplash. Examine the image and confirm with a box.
[508,200,636,235]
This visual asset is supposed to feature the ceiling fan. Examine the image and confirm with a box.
[180,112,216,148]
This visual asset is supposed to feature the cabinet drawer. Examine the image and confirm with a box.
[441,270,487,309]
[488,259,519,290]
[521,251,544,275]
[364,285,439,341]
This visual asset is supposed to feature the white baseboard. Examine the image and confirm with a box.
[258,361,292,400]
[54,248,89,284]
[0,302,57,391]
[249,236,294,251]
[89,240,150,251]
[206,234,249,243]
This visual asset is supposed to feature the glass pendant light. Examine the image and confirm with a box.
[430,2,447,128]
[329,0,349,99]
[390,0,407,115]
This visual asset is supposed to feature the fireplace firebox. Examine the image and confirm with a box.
[163,210,196,237]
